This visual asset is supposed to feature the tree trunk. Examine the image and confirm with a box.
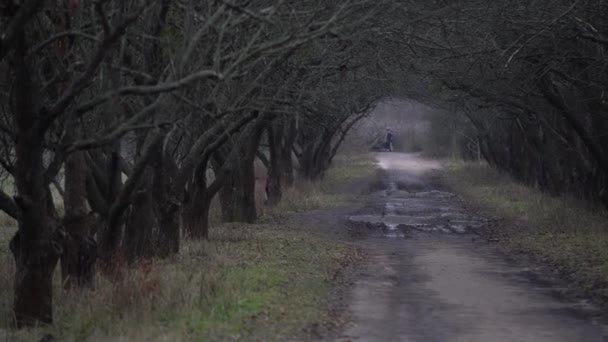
[124,136,180,261]
[10,170,60,327]
[219,118,267,222]
[122,0,177,260]
[10,30,62,328]
[124,183,155,263]
[280,117,297,187]
[61,150,96,289]
[266,122,282,206]
[61,118,96,289]
[219,160,257,223]
[123,136,160,263]
[182,187,212,240]
[153,150,180,257]
[298,139,330,181]
[101,134,164,262]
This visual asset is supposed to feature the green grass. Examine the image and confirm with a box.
[260,154,377,219]
[323,154,377,189]
[0,154,376,341]
[1,224,357,341]
[443,161,608,301]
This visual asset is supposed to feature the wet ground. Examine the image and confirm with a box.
[338,153,608,342]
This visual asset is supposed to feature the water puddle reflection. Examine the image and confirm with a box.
[349,186,486,238]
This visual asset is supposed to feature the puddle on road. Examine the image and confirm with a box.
[349,182,486,238]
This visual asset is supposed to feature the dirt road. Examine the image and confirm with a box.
[339,153,608,342]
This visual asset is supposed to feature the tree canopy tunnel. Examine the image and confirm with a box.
[1,0,608,327]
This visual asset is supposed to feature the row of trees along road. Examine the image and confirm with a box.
[2,0,608,328]
[0,0,401,327]
[403,0,608,204]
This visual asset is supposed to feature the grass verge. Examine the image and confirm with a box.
[261,154,377,219]
[0,154,375,341]
[442,161,608,302]
[1,224,361,341]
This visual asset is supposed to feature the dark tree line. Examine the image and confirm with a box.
[392,0,608,206]
[0,0,401,328]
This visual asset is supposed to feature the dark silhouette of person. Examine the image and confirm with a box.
[385,128,393,152]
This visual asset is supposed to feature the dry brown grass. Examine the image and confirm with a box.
[443,161,608,301]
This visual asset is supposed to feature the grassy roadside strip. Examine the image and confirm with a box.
[260,154,377,220]
[442,161,608,303]
[1,153,375,341]
[3,226,362,341]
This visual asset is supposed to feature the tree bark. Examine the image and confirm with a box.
[61,119,96,289]
[219,160,258,223]
[101,133,164,262]
[124,182,155,263]
[219,117,268,222]
[182,168,213,239]
[266,121,282,206]
[122,133,180,261]
[298,133,332,181]
[153,148,180,256]
[123,136,159,263]
[123,134,181,261]
[280,117,297,187]
[10,31,61,327]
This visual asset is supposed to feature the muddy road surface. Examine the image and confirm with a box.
[339,153,608,342]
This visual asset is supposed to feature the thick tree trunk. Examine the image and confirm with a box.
[124,181,155,263]
[10,226,61,328]
[121,0,177,260]
[10,31,61,328]
[182,188,212,240]
[10,168,60,327]
[61,118,96,289]
[123,137,159,262]
[153,151,180,257]
[182,161,213,239]
[102,134,164,262]
[298,140,330,181]
[219,160,257,223]
[219,118,267,222]
[124,136,180,261]
[61,149,96,289]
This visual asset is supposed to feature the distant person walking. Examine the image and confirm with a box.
[385,128,393,152]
